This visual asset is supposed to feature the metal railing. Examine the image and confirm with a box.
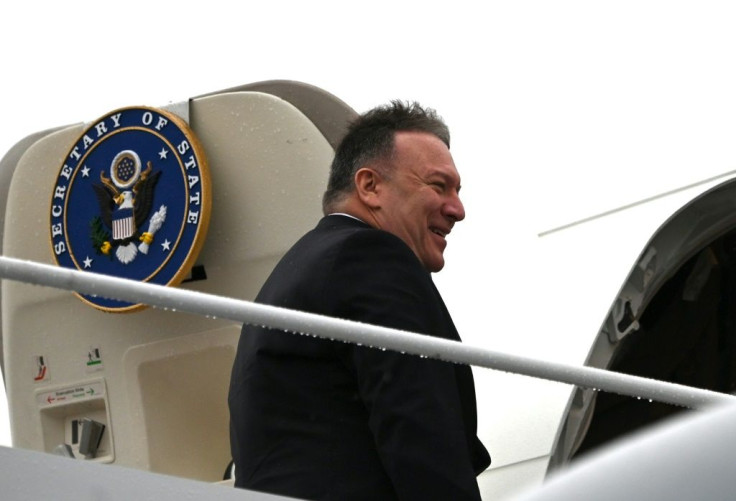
[0,255,733,409]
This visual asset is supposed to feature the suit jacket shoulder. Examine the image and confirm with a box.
[257,215,440,330]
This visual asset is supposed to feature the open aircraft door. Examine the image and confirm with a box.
[549,176,736,468]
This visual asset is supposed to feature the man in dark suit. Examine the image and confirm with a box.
[229,101,490,500]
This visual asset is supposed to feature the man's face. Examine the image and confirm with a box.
[374,131,465,272]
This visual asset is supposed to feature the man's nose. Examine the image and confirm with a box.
[444,192,465,222]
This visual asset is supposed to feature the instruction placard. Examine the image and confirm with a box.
[36,381,105,408]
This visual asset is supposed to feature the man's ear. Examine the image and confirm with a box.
[354,167,382,208]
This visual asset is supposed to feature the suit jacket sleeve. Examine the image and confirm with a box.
[327,229,485,501]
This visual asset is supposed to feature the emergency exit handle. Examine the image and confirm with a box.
[78,418,105,459]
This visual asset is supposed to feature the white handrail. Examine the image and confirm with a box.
[0,255,733,409]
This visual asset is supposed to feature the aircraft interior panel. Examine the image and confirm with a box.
[1,83,354,483]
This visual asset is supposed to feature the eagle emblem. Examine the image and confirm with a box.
[49,106,211,312]
[91,150,166,264]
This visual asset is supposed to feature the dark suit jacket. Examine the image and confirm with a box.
[229,215,490,500]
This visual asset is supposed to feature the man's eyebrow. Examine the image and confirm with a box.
[428,168,460,180]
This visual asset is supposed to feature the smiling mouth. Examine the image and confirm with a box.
[431,227,448,238]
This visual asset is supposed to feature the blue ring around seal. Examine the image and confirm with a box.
[49,106,210,312]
